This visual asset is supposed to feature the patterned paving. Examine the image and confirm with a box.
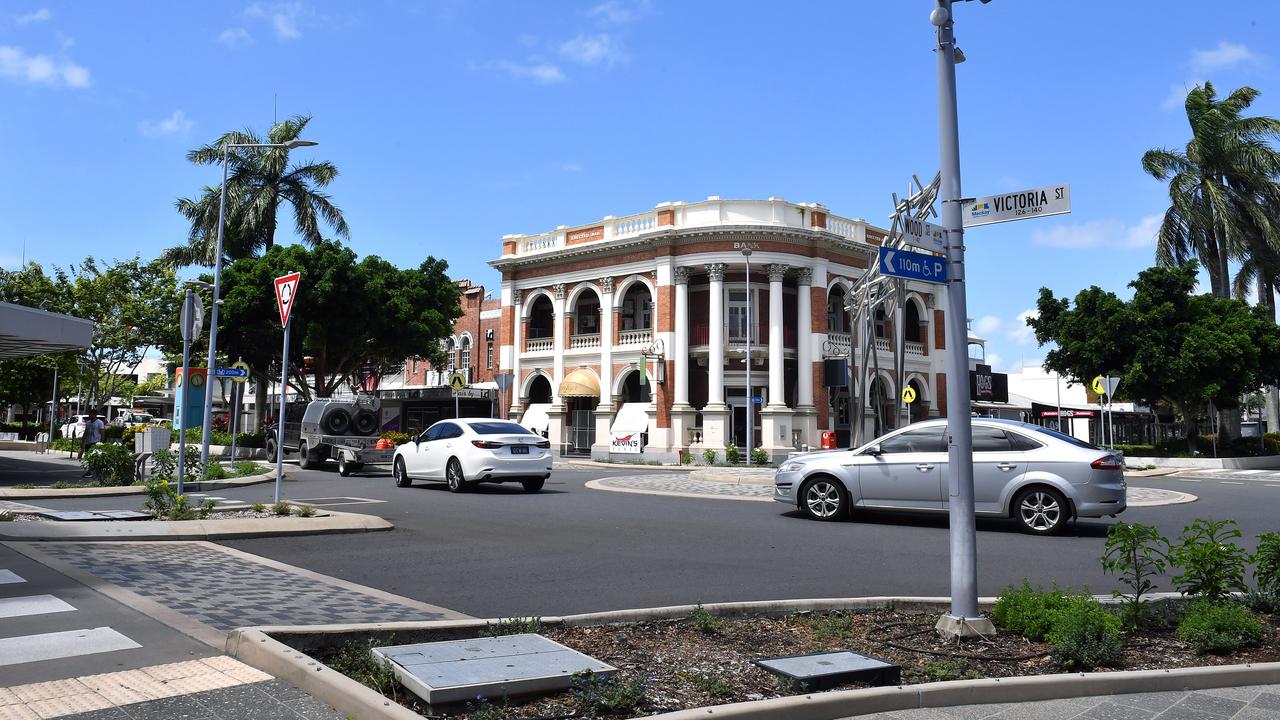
[588,474,774,501]
[861,685,1280,719]
[31,542,452,631]
[55,678,345,720]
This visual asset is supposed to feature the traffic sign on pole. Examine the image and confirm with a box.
[878,247,947,284]
[273,272,301,328]
[900,216,947,253]
[963,183,1071,227]
[448,371,467,392]
[213,366,250,380]
[181,293,204,343]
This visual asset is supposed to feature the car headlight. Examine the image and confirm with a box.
[780,461,806,473]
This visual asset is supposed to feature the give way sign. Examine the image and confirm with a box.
[273,272,301,328]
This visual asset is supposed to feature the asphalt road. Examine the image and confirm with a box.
[27,461,1280,619]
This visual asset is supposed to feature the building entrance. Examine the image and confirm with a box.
[727,386,763,449]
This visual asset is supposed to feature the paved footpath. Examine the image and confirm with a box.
[860,685,1280,719]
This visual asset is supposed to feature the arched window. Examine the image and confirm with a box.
[444,338,456,372]
[460,336,471,374]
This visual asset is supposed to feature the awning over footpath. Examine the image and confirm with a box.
[0,302,93,358]
[610,402,651,434]
[559,368,600,398]
[521,403,552,434]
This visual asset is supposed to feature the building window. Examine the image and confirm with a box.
[874,308,887,339]
[445,338,456,372]
[411,358,418,374]
[460,336,471,374]
[486,341,494,369]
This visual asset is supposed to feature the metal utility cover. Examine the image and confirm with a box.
[37,511,111,521]
[372,633,616,705]
[93,510,152,520]
[754,650,901,691]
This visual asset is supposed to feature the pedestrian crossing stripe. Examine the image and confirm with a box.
[0,569,24,584]
[0,627,140,667]
[0,594,75,619]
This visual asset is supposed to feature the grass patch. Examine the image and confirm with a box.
[481,617,545,637]
[325,640,400,697]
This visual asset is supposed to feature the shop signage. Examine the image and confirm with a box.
[968,364,1008,403]
[610,432,642,454]
[1039,408,1097,418]
[567,225,604,245]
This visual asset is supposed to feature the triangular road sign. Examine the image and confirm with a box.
[274,272,301,328]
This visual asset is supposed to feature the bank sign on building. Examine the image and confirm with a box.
[489,196,952,463]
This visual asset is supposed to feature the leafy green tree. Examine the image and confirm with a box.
[163,115,350,268]
[1029,262,1280,450]
[216,241,461,399]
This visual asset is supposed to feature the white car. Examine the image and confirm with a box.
[393,418,552,493]
[59,414,91,439]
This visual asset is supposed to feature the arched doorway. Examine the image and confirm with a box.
[904,300,922,344]
[906,377,927,424]
[868,375,894,437]
[528,375,552,403]
[827,285,848,334]
[620,368,652,403]
[560,368,600,456]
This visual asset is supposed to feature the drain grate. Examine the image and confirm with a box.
[373,633,615,705]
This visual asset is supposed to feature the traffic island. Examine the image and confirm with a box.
[0,464,278,499]
[225,596,1280,720]
[0,506,392,541]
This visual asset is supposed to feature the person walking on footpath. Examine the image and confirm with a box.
[79,409,105,469]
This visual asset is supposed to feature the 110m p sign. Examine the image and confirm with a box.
[963,183,1071,227]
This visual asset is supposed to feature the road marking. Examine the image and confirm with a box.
[1237,470,1269,475]
[1177,478,1202,482]
[1220,481,1245,485]
[0,627,140,667]
[1268,485,1280,488]
[290,496,387,506]
[0,569,25,584]
[0,594,76,619]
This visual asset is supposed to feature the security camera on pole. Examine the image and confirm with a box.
[273,271,301,504]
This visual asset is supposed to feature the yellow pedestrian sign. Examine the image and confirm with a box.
[448,371,467,392]
[902,386,917,404]
[1091,375,1105,395]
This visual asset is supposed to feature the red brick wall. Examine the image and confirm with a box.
[934,309,946,350]
[935,372,947,417]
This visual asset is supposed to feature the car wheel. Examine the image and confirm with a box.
[298,442,312,470]
[265,437,278,463]
[1015,487,1068,535]
[521,478,545,493]
[800,477,848,521]
[445,459,467,493]
[337,456,351,477]
[394,458,411,487]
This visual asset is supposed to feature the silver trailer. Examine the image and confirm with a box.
[268,396,393,476]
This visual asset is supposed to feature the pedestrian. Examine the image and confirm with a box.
[79,409,105,469]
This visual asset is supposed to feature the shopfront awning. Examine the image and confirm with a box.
[610,402,651,434]
[521,403,552,434]
[559,368,600,398]
[0,302,94,358]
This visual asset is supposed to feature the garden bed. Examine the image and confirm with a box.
[304,602,1280,719]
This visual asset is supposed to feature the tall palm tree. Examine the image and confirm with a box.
[1142,83,1280,299]
[162,114,350,268]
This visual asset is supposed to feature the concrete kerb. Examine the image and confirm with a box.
[0,507,392,541]
[0,465,278,499]
[223,594,1271,720]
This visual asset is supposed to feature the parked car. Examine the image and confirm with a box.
[113,410,153,426]
[59,414,91,439]
[773,418,1126,534]
[393,419,552,493]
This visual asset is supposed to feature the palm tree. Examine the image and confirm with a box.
[162,114,349,268]
[1142,83,1280,299]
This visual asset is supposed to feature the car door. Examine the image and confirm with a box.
[404,425,441,477]
[855,425,946,510]
[423,422,461,479]
[964,425,1029,514]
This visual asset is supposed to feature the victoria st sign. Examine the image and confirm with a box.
[963,183,1071,227]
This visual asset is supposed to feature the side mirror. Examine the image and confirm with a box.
[865,444,883,456]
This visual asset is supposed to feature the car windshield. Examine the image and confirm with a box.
[1024,424,1100,450]
[468,421,534,436]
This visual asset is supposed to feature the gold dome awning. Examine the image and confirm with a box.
[559,368,601,398]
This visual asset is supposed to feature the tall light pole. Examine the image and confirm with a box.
[933,0,994,638]
[743,249,753,460]
[200,138,317,474]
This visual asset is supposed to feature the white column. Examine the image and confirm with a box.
[673,267,690,407]
[551,283,566,402]
[598,278,615,409]
[796,267,814,408]
[705,263,728,408]
[765,264,788,408]
[510,289,523,415]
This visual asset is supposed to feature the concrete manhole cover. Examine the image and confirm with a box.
[1127,487,1197,507]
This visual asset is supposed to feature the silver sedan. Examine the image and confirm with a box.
[773,418,1126,534]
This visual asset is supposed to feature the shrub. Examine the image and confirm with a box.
[681,451,693,465]
[1169,518,1250,602]
[1100,522,1169,628]
[233,460,260,476]
[1254,532,1280,598]
[481,617,545,637]
[922,660,980,682]
[380,430,411,446]
[327,640,400,697]
[252,502,266,513]
[992,581,1077,641]
[724,444,741,464]
[150,448,176,480]
[50,437,77,452]
[103,424,124,440]
[197,498,217,520]
[702,448,717,465]
[0,511,14,522]
[203,461,229,481]
[1176,601,1264,654]
[1045,595,1123,670]
[234,431,265,448]
[1243,591,1280,615]
[571,671,646,716]
[82,443,136,486]
[293,504,317,518]
[272,501,291,516]
[680,670,734,700]
[750,447,769,465]
[142,476,196,520]
[121,425,140,446]
[689,604,723,635]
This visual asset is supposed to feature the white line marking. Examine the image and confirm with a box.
[1237,470,1269,475]
[0,627,140,667]
[1220,481,1245,485]
[1178,478,1202,482]
[0,594,75,619]
[0,569,25,584]
[1267,485,1280,488]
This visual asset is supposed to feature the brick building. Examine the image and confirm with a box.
[489,197,951,461]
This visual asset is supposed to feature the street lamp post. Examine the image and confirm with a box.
[199,138,317,475]
[743,249,753,461]
[933,0,994,638]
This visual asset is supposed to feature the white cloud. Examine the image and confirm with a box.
[1162,78,1205,110]
[15,7,51,24]
[482,60,565,84]
[559,33,627,67]
[1190,41,1259,73]
[1030,215,1161,250]
[561,162,583,173]
[217,27,252,48]
[245,2,303,40]
[1009,309,1037,345]
[138,110,193,138]
[974,315,1002,336]
[984,353,1003,371]
[0,45,89,88]
[589,0,647,24]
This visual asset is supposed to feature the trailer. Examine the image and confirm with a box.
[268,396,392,476]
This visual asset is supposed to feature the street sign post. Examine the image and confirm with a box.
[1091,375,1121,447]
[493,372,514,419]
[213,366,250,379]
[901,216,947,253]
[448,370,467,418]
[878,247,947,284]
[273,272,302,504]
[963,183,1071,228]
[176,288,204,495]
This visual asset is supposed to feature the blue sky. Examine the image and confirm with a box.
[2,1,1278,372]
